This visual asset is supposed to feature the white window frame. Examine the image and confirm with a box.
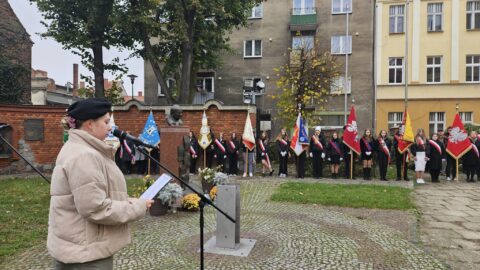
[248,3,263,19]
[332,0,352,14]
[389,5,405,33]
[467,1,480,30]
[427,3,443,31]
[388,57,404,84]
[157,78,175,96]
[388,112,403,129]
[460,112,474,124]
[330,35,352,55]
[426,56,442,84]
[293,0,316,15]
[466,55,480,82]
[244,40,262,58]
[292,35,315,51]
[330,76,351,94]
[196,77,215,93]
[429,112,446,135]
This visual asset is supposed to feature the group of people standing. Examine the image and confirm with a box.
[186,125,480,182]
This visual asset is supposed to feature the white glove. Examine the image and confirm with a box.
[340,158,343,161]
[224,155,227,159]
[321,153,325,159]
[261,152,265,156]
[214,154,217,158]
[328,158,331,161]
[366,152,371,156]
[281,151,286,157]
[309,153,313,158]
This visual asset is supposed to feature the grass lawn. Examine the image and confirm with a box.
[0,177,143,263]
[271,182,415,210]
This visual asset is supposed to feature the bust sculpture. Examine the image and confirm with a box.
[166,105,184,126]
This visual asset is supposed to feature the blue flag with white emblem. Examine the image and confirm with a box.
[139,112,160,148]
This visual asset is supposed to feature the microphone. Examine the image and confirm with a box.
[0,124,10,129]
[112,129,157,149]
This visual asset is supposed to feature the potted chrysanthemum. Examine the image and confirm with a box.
[150,183,183,216]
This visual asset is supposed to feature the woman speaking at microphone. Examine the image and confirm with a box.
[49,98,153,270]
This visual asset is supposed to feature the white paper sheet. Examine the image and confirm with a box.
[140,174,172,200]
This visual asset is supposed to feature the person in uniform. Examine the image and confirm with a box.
[120,130,136,175]
[276,128,290,178]
[427,133,445,183]
[50,98,152,270]
[411,129,428,184]
[326,132,342,179]
[393,127,409,181]
[444,126,457,181]
[241,134,256,177]
[226,132,240,176]
[375,129,391,181]
[188,131,199,174]
[257,131,274,176]
[214,132,227,172]
[342,126,357,179]
[462,131,479,182]
[360,128,374,180]
[309,126,326,179]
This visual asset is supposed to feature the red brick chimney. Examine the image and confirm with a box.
[72,64,78,96]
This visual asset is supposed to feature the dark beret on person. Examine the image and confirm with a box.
[67,98,112,120]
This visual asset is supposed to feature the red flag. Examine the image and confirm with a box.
[446,114,472,159]
[342,106,361,155]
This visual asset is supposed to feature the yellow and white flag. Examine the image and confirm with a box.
[198,111,212,150]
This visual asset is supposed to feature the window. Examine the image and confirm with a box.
[389,57,404,84]
[466,55,480,82]
[330,76,351,94]
[389,5,405,33]
[292,35,314,51]
[196,76,214,93]
[0,125,13,158]
[249,3,263,19]
[427,3,443,31]
[467,1,480,30]
[332,0,352,14]
[157,78,175,96]
[427,56,442,83]
[460,112,474,124]
[388,112,403,129]
[331,35,352,54]
[429,112,445,135]
[244,40,262,58]
[293,0,315,15]
[244,77,264,93]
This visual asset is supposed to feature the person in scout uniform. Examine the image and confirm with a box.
[276,128,290,177]
[360,128,374,180]
[226,132,240,176]
[375,129,392,181]
[326,132,342,179]
[213,132,227,172]
[309,126,326,179]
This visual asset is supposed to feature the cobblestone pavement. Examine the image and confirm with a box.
[2,179,448,270]
[414,181,480,270]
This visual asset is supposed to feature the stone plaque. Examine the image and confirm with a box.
[24,119,44,141]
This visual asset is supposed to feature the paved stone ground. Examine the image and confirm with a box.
[414,180,480,270]
[1,177,448,270]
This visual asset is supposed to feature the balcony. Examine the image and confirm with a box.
[290,8,318,31]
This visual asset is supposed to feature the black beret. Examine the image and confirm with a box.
[67,98,112,120]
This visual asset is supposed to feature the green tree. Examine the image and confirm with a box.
[123,0,260,104]
[32,0,130,98]
[273,39,341,127]
[0,56,29,104]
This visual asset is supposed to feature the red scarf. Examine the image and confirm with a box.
[189,145,197,158]
[362,138,372,152]
[472,143,479,158]
[428,140,442,155]
[214,139,226,153]
[259,139,271,167]
[228,140,236,152]
[329,141,341,155]
[379,138,390,163]
[312,135,323,150]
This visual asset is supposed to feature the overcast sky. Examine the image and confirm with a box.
[9,0,145,95]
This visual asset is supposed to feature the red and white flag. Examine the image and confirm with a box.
[342,106,361,155]
[446,114,472,159]
[242,112,255,151]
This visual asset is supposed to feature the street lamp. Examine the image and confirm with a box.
[127,74,138,101]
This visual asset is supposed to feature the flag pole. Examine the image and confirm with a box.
[204,149,206,168]
[147,149,151,175]
[245,148,249,175]
[350,152,353,180]
[455,103,459,182]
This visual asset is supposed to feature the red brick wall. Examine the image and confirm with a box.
[0,103,255,174]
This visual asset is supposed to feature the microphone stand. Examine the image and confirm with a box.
[0,134,50,184]
[135,145,236,270]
